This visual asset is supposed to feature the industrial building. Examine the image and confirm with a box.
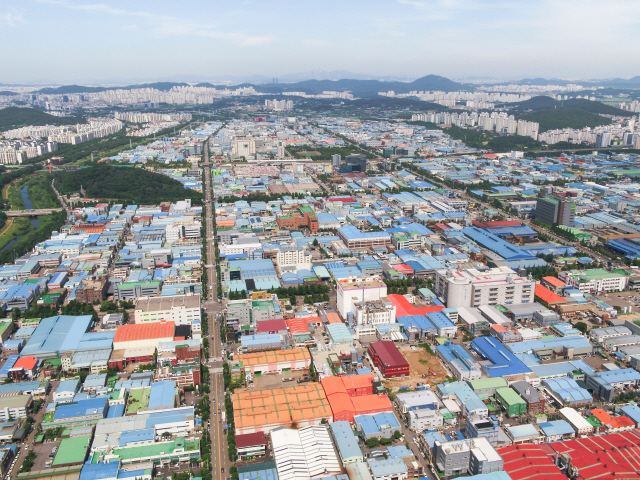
[270,425,341,480]
[409,408,444,431]
[434,266,535,309]
[133,295,200,325]
[394,390,441,414]
[436,343,482,381]
[433,437,503,478]
[20,315,94,358]
[112,321,175,351]
[330,421,364,465]
[232,383,332,435]
[494,388,527,417]
[336,275,388,320]
[321,374,393,422]
[510,381,545,414]
[354,412,401,440]
[542,378,593,407]
[535,194,576,227]
[367,341,409,378]
[558,268,628,293]
[238,348,311,376]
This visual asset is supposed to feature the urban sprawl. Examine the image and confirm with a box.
[4,92,640,480]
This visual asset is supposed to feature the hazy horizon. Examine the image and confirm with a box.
[3,0,639,85]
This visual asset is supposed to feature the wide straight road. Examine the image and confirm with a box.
[201,139,228,478]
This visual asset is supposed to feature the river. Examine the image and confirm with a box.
[1,185,40,252]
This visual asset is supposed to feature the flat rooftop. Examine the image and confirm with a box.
[135,294,200,312]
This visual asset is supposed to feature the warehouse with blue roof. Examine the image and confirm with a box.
[330,421,364,465]
[471,337,532,378]
[542,378,592,406]
[148,380,176,411]
[21,315,94,358]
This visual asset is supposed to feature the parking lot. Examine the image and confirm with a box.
[247,368,311,391]
[30,440,61,472]
[598,291,640,313]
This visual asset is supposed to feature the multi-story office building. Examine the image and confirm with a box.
[337,276,388,319]
[134,295,201,326]
[343,154,368,172]
[231,137,256,158]
[276,247,312,272]
[353,298,396,325]
[433,437,503,478]
[435,267,535,308]
[558,268,628,293]
[535,193,576,227]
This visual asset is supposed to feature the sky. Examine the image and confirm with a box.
[2,0,639,85]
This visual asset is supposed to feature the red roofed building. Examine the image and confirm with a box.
[392,264,413,276]
[321,373,392,422]
[8,355,38,381]
[590,409,636,433]
[235,431,267,460]
[541,276,568,294]
[256,319,288,335]
[543,431,640,480]
[498,444,565,480]
[386,294,444,317]
[367,341,409,378]
[325,312,342,324]
[286,318,311,335]
[484,220,522,228]
[113,321,175,350]
[535,284,568,305]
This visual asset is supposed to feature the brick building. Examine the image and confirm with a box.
[75,278,109,304]
[276,206,319,232]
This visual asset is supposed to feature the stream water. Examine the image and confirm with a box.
[1,185,40,252]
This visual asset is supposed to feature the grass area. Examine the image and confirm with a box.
[0,217,32,251]
[21,174,60,209]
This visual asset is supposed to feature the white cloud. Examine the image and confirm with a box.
[2,7,25,27]
[36,0,275,46]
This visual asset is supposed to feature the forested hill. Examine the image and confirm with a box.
[53,165,203,205]
[0,107,83,130]
[32,75,470,98]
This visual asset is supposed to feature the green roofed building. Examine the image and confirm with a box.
[467,378,509,396]
[91,437,200,466]
[495,387,527,417]
[557,225,593,240]
[52,435,91,466]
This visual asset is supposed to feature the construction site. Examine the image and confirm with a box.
[383,344,450,391]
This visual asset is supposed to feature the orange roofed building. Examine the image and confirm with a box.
[233,383,332,435]
[321,373,392,422]
[590,409,636,433]
[238,348,311,375]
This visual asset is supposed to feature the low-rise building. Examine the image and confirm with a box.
[433,437,503,478]
[408,408,444,431]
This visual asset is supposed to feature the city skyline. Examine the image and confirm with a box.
[2,0,639,84]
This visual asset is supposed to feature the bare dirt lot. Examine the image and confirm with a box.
[383,345,449,392]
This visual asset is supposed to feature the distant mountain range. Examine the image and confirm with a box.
[26,74,640,98]
[513,77,640,88]
[34,75,470,97]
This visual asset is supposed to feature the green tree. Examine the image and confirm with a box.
[11,308,21,321]
[575,322,588,334]
[365,438,380,448]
